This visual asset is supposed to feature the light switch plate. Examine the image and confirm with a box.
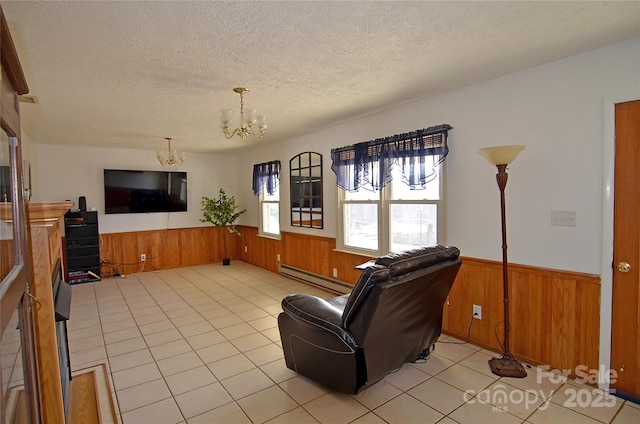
[551,210,576,227]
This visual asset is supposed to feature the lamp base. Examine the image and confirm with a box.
[488,352,527,378]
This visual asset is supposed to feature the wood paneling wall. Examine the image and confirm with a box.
[97,227,243,276]
[96,225,601,374]
[443,257,601,374]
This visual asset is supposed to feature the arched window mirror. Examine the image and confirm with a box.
[290,152,323,229]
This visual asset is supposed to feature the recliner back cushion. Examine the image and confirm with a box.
[375,245,460,278]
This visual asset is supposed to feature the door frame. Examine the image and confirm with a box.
[599,97,639,391]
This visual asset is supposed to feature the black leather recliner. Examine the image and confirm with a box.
[278,245,462,394]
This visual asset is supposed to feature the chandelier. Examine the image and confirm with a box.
[220,87,267,141]
[156,137,185,166]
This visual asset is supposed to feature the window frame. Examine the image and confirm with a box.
[336,161,445,256]
[258,180,281,239]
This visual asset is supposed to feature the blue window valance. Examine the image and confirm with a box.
[252,160,281,196]
[330,124,452,192]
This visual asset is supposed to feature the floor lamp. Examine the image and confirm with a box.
[479,145,527,378]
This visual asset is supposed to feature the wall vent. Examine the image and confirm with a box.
[279,264,351,295]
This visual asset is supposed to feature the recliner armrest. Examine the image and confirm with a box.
[281,294,356,345]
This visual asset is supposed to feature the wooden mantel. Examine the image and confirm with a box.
[27,201,72,423]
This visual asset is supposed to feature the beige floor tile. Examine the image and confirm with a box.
[435,363,497,393]
[407,377,468,415]
[383,363,431,391]
[207,354,256,380]
[134,311,169,326]
[218,322,257,340]
[236,385,299,423]
[108,348,154,372]
[196,341,241,364]
[138,319,176,336]
[528,400,603,424]
[449,397,524,424]
[106,337,148,357]
[279,375,330,405]
[165,365,217,396]
[157,351,204,377]
[264,406,319,423]
[144,328,184,347]
[304,391,370,424]
[103,326,142,344]
[247,315,278,332]
[71,264,625,424]
[188,401,251,424]
[70,334,104,352]
[433,341,478,363]
[374,393,443,424]
[459,350,500,378]
[178,321,216,338]
[69,324,102,340]
[236,308,271,321]
[150,339,194,361]
[244,343,284,366]
[100,311,134,324]
[472,380,546,420]
[121,398,184,424]
[200,307,234,321]
[174,382,234,419]
[171,313,205,328]
[612,403,640,423]
[352,380,402,410]
[230,332,272,352]
[550,381,623,423]
[117,378,173,412]
[185,330,226,350]
[70,345,107,370]
[101,317,138,334]
[409,352,455,376]
[220,368,275,400]
[260,359,298,384]
[349,412,388,424]
[111,362,163,391]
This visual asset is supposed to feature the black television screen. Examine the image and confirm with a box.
[104,169,187,214]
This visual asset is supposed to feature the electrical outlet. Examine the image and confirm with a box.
[277,254,281,262]
[332,268,338,278]
[473,304,482,320]
[244,246,248,253]
[140,253,146,261]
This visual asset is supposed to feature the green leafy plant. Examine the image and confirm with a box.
[200,189,246,262]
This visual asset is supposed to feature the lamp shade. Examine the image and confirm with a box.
[479,145,526,165]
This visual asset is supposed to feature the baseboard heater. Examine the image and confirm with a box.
[279,264,352,295]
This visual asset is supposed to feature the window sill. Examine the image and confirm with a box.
[258,233,281,241]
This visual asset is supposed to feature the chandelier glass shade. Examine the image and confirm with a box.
[220,87,267,141]
[157,137,185,167]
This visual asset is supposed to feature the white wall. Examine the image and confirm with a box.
[236,38,640,275]
[30,144,237,234]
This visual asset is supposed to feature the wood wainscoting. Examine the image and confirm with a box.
[95,226,601,375]
[443,257,601,375]
[96,226,244,276]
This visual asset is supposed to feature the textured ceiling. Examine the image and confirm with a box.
[3,1,639,154]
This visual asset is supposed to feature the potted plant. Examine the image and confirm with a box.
[201,189,246,265]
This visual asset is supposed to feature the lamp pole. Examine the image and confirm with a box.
[479,145,527,378]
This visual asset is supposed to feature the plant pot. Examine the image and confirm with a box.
[222,258,231,266]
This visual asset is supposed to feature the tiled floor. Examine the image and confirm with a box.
[68,262,640,424]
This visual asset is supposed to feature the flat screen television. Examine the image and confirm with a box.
[104,169,187,214]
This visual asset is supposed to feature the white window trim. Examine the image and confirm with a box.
[258,185,281,240]
[336,162,445,256]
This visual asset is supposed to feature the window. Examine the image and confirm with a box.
[253,160,281,238]
[337,161,442,255]
[332,125,451,256]
[260,182,280,237]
